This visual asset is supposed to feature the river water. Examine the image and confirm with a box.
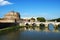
[0,24,60,40]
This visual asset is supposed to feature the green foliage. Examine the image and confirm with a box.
[49,18,60,22]
[57,18,60,22]
[37,17,46,22]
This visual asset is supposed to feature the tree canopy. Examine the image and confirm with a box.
[37,17,46,22]
[49,18,60,22]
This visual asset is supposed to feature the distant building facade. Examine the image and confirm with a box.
[21,17,36,22]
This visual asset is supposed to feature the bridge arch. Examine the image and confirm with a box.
[57,24,60,26]
[48,23,55,31]
[56,24,60,31]
[48,23,55,26]
[57,24,60,28]
[32,23,37,26]
[25,23,30,29]
[39,23,45,27]
[39,23,45,30]
[25,23,29,26]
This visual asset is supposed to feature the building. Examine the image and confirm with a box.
[21,17,36,22]
[4,11,20,21]
[0,11,21,28]
[0,11,20,23]
[30,17,35,22]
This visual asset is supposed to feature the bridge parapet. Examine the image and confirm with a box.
[19,22,60,27]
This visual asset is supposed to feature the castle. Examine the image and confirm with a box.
[0,11,20,23]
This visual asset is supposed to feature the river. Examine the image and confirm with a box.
[0,24,60,40]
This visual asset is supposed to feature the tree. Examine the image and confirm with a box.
[57,18,60,22]
[37,17,46,22]
[49,18,60,22]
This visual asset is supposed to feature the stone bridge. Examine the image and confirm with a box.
[20,21,60,27]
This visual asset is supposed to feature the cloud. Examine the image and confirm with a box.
[0,0,13,6]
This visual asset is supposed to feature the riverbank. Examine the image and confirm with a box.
[0,26,20,34]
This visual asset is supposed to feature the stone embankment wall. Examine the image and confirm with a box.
[0,23,17,29]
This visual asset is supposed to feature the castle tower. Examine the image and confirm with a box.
[4,11,20,21]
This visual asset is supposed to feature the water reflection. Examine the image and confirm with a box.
[24,24,60,32]
[57,24,60,31]
[39,23,45,30]
[0,29,60,40]
[0,31,20,40]
[25,23,29,29]
[19,31,60,40]
[48,23,55,31]
[0,24,60,40]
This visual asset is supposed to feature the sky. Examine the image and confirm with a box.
[0,0,60,20]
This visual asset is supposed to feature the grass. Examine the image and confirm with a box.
[0,26,20,34]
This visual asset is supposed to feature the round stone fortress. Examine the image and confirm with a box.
[4,11,20,21]
[0,11,21,28]
[0,11,20,23]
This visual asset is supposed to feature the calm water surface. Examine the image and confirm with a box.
[0,24,60,40]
